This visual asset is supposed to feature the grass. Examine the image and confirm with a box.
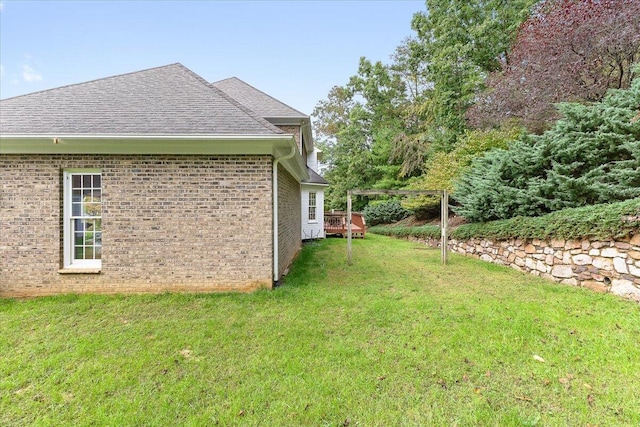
[1,234,640,426]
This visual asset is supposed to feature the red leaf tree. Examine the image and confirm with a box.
[468,0,640,133]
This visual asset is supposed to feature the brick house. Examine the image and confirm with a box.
[0,63,326,297]
[212,77,329,240]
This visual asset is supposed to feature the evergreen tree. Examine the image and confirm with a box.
[454,75,640,222]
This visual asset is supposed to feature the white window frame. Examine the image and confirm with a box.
[308,192,317,223]
[63,169,102,269]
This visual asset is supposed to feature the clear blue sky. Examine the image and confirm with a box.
[0,0,425,115]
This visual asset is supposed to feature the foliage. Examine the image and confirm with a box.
[370,198,640,242]
[313,59,406,211]
[409,0,535,151]
[451,197,640,241]
[362,200,411,226]
[403,125,524,215]
[368,224,441,239]
[468,0,640,133]
[313,1,534,210]
[455,77,640,222]
[3,237,640,426]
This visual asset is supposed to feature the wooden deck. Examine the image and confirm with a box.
[324,212,366,238]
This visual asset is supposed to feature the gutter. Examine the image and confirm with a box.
[272,143,297,285]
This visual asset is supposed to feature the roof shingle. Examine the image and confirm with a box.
[0,63,283,136]
[212,77,308,119]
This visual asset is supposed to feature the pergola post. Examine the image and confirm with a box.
[441,190,449,265]
[347,190,352,265]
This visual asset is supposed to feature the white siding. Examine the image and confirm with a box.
[301,185,325,239]
[306,149,320,172]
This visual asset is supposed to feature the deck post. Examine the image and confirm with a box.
[347,191,352,265]
[441,190,449,264]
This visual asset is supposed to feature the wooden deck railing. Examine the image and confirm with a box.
[324,212,366,238]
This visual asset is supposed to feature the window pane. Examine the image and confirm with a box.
[93,175,101,188]
[72,175,81,188]
[85,247,94,260]
[75,232,83,246]
[84,203,101,217]
[83,175,91,188]
[95,247,102,260]
[75,246,84,260]
[72,202,82,216]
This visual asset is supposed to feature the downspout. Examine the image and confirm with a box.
[273,144,297,285]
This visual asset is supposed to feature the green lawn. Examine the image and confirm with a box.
[1,234,639,426]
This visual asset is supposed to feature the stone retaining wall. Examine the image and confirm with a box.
[449,235,640,301]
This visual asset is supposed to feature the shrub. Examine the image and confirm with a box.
[370,198,640,242]
[403,125,524,218]
[454,76,640,222]
[451,198,640,241]
[369,225,441,240]
[363,200,411,226]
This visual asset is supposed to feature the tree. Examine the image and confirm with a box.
[312,0,534,210]
[313,59,406,210]
[403,124,524,218]
[468,0,640,133]
[410,0,535,151]
[455,74,640,222]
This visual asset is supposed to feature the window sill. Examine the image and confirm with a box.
[308,220,318,224]
[58,268,101,274]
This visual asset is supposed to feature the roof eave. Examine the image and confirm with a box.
[302,181,330,187]
[0,133,309,181]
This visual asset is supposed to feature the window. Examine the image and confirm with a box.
[63,170,102,269]
[308,192,317,222]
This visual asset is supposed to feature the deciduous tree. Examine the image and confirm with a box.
[468,0,640,133]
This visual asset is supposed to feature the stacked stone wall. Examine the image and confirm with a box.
[449,236,640,301]
[0,154,274,297]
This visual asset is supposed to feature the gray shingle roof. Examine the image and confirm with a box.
[0,63,283,135]
[303,167,329,185]
[212,77,308,119]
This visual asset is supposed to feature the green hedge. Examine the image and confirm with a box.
[369,198,640,241]
[452,198,640,241]
[368,225,441,240]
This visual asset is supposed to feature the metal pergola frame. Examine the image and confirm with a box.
[347,189,449,265]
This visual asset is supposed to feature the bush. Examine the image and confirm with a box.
[369,225,441,240]
[363,200,411,226]
[454,77,640,222]
[451,198,640,241]
[370,198,640,242]
[403,125,523,217]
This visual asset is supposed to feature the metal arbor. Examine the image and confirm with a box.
[346,189,449,265]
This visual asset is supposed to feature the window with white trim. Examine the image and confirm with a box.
[64,170,102,269]
[308,192,317,222]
